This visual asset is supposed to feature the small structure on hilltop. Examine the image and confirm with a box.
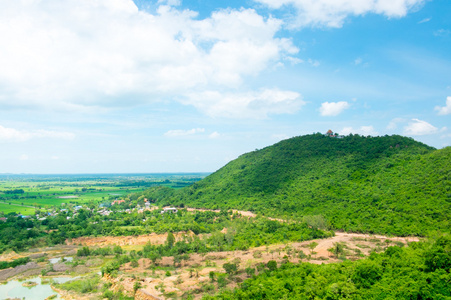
[112,199,125,205]
[161,207,178,214]
[325,130,344,139]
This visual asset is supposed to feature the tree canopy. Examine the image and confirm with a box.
[141,133,450,236]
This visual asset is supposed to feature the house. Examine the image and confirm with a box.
[161,207,178,214]
[112,199,125,205]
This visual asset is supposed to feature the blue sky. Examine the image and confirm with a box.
[0,0,450,173]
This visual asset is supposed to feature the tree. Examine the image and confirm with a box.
[267,260,277,271]
[209,271,216,282]
[308,242,318,256]
[245,267,255,277]
[223,262,237,276]
[328,242,344,258]
[166,232,175,249]
[133,281,142,295]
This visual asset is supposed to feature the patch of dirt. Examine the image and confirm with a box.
[85,258,103,267]
[66,232,195,247]
[0,262,41,281]
[0,251,22,262]
[53,262,71,272]
[73,265,91,274]
[104,230,419,299]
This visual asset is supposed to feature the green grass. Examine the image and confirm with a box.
[0,202,35,215]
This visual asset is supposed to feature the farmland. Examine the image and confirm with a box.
[0,173,207,214]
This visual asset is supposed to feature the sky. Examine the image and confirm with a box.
[0,0,450,174]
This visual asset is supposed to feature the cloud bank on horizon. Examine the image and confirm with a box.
[0,0,449,173]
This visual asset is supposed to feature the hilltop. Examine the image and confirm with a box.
[141,133,451,236]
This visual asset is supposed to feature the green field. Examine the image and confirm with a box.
[0,173,207,214]
[0,202,35,215]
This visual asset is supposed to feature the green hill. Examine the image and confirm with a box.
[141,133,451,236]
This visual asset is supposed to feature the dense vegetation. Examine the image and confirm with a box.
[0,208,330,253]
[205,235,451,299]
[141,133,450,236]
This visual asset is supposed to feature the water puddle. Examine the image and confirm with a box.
[48,257,73,264]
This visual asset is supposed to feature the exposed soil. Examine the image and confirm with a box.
[0,262,41,281]
[104,231,418,299]
[1,207,421,299]
[67,231,195,248]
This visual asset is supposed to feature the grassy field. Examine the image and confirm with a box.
[0,173,207,214]
[0,202,35,215]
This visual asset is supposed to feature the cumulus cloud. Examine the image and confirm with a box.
[404,119,438,135]
[185,89,305,118]
[0,125,75,142]
[340,126,378,136]
[0,0,298,118]
[435,96,451,115]
[319,101,350,116]
[164,128,205,137]
[254,0,425,28]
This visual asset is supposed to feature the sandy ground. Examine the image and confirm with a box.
[67,231,195,248]
[103,230,418,299]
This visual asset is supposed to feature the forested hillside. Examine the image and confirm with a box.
[141,133,451,236]
[205,235,451,299]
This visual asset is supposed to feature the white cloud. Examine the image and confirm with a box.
[308,59,320,67]
[418,17,430,24]
[319,101,350,116]
[435,96,451,115]
[434,29,451,37]
[404,119,438,136]
[185,89,305,118]
[386,117,406,130]
[354,57,363,65]
[209,131,220,139]
[19,154,29,161]
[0,125,75,142]
[164,128,205,137]
[0,0,298,118]
[254,0,425,28]
[340,126,378,136]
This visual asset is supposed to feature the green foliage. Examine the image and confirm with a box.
[166,232,175,249]
[424,235,451,272]
[0,256,30,270]
[101,260,121,276]
[133,281,142,294]
[77,246,91,257]
[56,274,100,294]
[223,262,238,276]
[206,237,451,299]
[266,260,277,271]
[143,134,450,236]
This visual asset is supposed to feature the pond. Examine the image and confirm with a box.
[48,257,73,264]
[0,276,77,300]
